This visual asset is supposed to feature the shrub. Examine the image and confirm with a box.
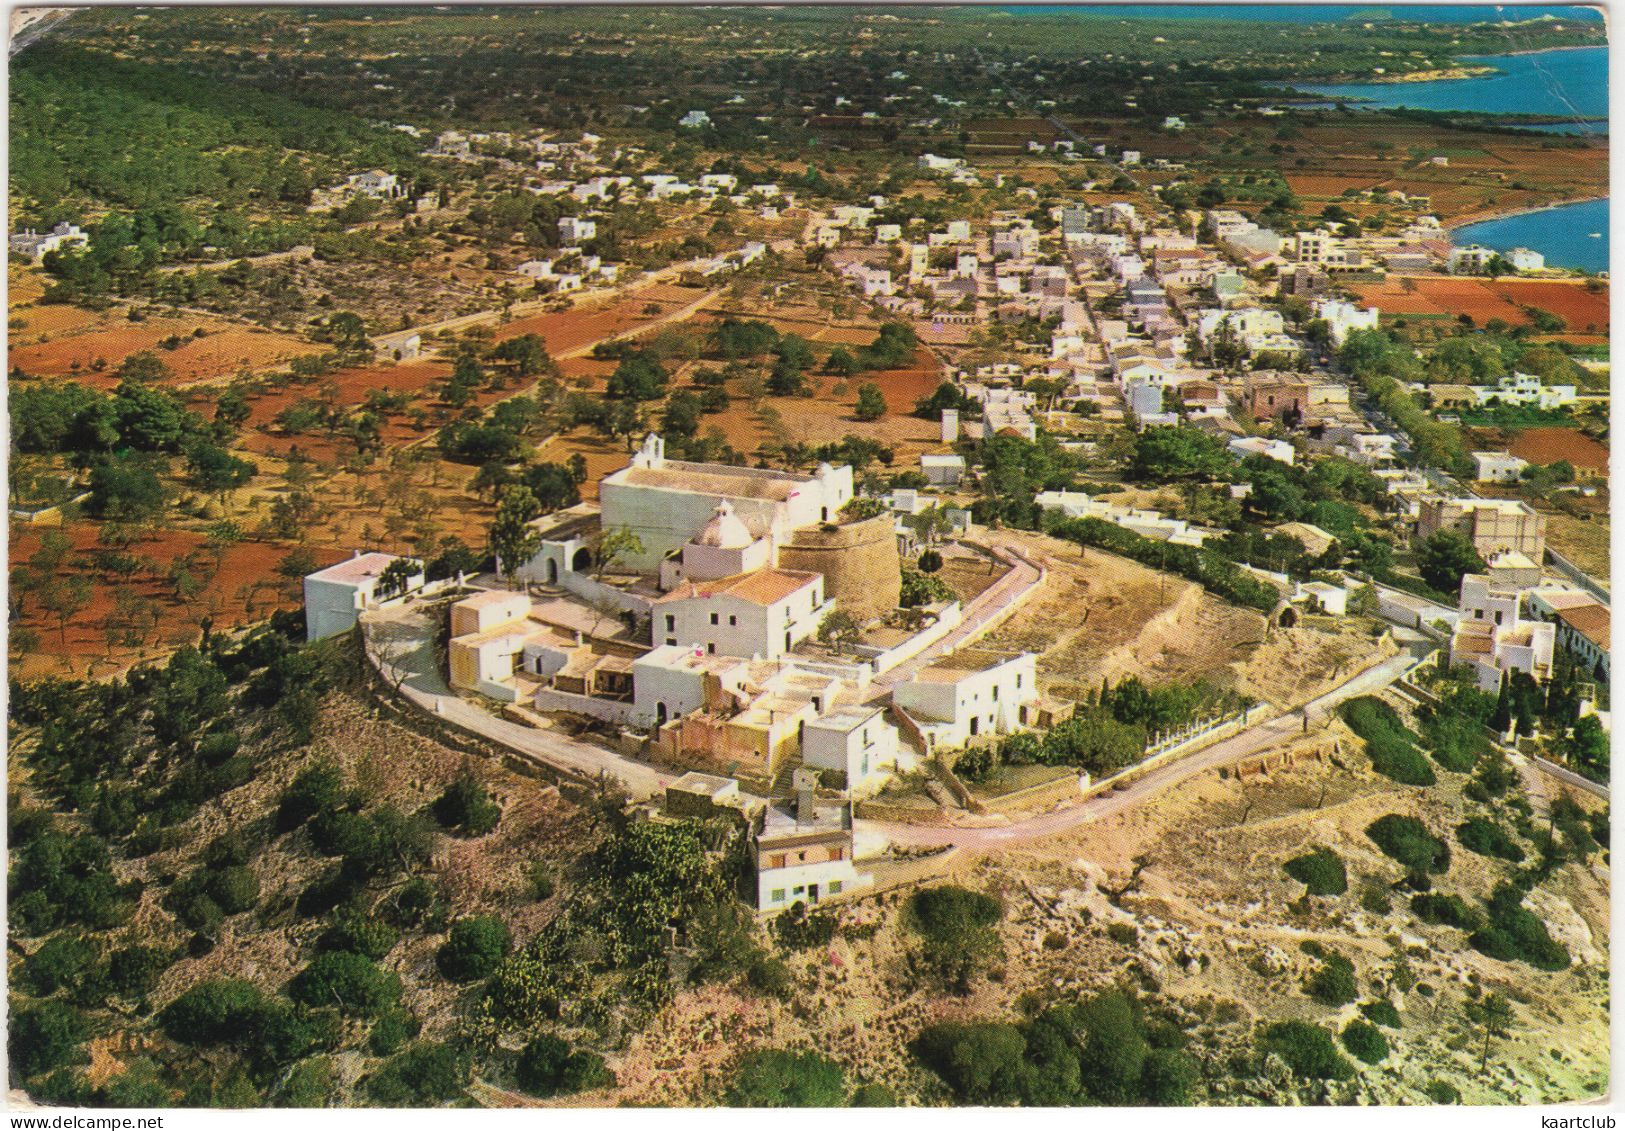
[906,886,1004,992]
[1360,999,1402,1028]
[106,944,172,1001]
[1456,817,1526,863]
[277,763,345,831]
[1283,848,1347,896]
[159,979,268,1046]
[1341,697,1435,786]
[1304,951,1357,1006]
[1469,884,1571,971]
[1258,1020,1355,1081]
[1367,815,1450,874]
[773,902,837,951]
[747,955,794,999]
[726,1049,847,1107]
[432,768,501,836]
[913,1021,1031,1104]
[1425,1078,1462,1104]
[850,1083,897,1106]
[20,932,100,997]
[515,1033,615,1098]
[1341,1019,1389,1064]
[319,916,400,961]
[210,865,261,915]
[11,1001,89,1078]
[289,951,402,1016]
[437,916,512,982]
[368,1042,470,1106]
[368,1009,421,1057]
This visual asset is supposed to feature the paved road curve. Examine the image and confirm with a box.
[865,649,1425,850]
[362,605,672,801]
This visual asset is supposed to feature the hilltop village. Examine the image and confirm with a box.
[6,6,1609,1111]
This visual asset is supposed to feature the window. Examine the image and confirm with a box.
[793,885,805,896]
[710,612,719,625]
[1016,673,1023,688]
[828,881,843,895]
[707,643,716,654]
[992,685,1000,702]
[828,847,844,861]
[665,615,675,631]
[770,854,787,869]
[666,637,677,646]
[771,888,786,903]
[729,615,737,626]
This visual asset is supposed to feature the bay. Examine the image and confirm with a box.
[1453,198,1609,274]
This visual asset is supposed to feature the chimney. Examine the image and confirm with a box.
[941,408,959,443]
[793,767,818,825]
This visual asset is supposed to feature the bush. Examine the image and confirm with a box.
[515,1033,615,1098]
[906,886,1004,992]
[1456,817,1526,863]
[1341,697,1435,786]
[1360,999,1402,1028]
[106,944,172,1001]
[747,955,794,999]
[210,865,261,915]
[290,951,401,1016]
[1341,1019,1389,1064]
[432,767,501,837]
[913,1021,1031,1104]
[1304,951,1357,1006]
[1425,1078,1462,1104]
[773,902,837,951]
[726,1049,847,1107]
[1258,1020,1355,1081]
[368,1041,470,1106]
[319,915,400,961]
[20,932,100,997]
[277,763,345,831]
[1469,884,1571,971]
[158,979,268,1046]
[437,916,512,982]
[368,1009,421,1057]
[1367,815,1450,874]
[1283,848,1347,896]
[11,1001,89,1078]
[850,1082,896,1106]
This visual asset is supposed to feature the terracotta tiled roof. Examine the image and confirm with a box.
[654,568,820,607]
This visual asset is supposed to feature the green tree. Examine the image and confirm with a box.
[1415,530,1485,595]
[290,951,402,1016]
[853,382,887,421]
[436,916,512,982]
[726,1049,847,1107]
[489,484,543,583]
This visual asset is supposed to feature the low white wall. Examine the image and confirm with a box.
[533,686,643,726]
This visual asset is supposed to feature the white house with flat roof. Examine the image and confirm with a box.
[1472,451,1529,483]
[801,705,900,796]
[303,552,423,641]
[756,773,870,911]
[892,649,1038,750]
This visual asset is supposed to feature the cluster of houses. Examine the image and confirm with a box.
[305,435,1065,913]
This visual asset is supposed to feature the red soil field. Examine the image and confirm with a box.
[9,316,319,386]
[493,284,709,355]
[10,523,344,679]
[1487,280,1609,334]
[1506,427,1610,477]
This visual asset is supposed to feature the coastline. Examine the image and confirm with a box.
[1443,194,1609,234]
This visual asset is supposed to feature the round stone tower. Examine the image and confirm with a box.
[776,512,901,621]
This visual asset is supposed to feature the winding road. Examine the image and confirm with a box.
[866,648,1426,850]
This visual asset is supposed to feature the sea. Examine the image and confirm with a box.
[1005,5,1603,23]
[1453,198,1609,274]
[1281,44,1609,135]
